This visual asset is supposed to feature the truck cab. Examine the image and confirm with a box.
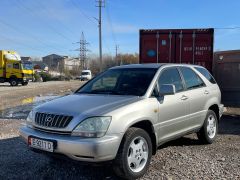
[0,50,34,86]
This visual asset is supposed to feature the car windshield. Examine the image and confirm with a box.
[81,72,90,75]
[22,63,33,70]
[76,68,157,96]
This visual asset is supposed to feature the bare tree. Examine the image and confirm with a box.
[88,53,139,76]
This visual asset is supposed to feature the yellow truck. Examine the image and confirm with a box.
[0,50,34,86]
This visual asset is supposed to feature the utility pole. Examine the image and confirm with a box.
[115,45,119,65]
[96,0,105,72]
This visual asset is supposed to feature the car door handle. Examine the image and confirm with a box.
[204,90,209,94]
[180,95,188,100]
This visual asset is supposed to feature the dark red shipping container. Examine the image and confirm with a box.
[139,28,214,72]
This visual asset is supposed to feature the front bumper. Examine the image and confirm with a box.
[22,77,32,82]
[20,126,122,162]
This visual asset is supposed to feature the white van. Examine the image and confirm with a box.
[79,70,92,81]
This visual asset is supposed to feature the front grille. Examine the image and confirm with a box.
[35,112,73,128]
[33,126,71,135]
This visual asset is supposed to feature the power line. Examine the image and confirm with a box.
[16,0,73,42]
[106,3,117,45]
[215,27,240,30]
[0,19,65,53]
[70,0,97,25]
[34,0,80,38]
[102,37,112,56]
[0,34,48,54]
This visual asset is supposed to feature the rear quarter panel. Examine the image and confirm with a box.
[193,67,222,126]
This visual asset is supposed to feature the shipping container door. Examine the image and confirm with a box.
[175,31,213,72]
[194,33,213,71]
[175,32,194,64]
[157,33,175,63]
[140,34,158,63]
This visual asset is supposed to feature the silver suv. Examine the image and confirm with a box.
[20,64,224,179]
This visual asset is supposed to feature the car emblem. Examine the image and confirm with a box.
[46,116,53,122]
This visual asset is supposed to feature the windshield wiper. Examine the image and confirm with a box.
[76,90,123,95]
[76,91,94,94]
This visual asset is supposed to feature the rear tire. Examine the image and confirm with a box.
[197,110,218,144]
[113,127,152,179]
[10,78,18,86]
[0,77,4,83]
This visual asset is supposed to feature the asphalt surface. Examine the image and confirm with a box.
[0,115,239,180]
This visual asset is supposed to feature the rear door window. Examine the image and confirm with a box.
[158,67,184,92]
[194,67,216,84]
[180,67,205,90]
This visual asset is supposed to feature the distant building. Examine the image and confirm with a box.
[42,54,80,72]
[42,54,65,72]
[64,58,81,70]
[214,50,240,61]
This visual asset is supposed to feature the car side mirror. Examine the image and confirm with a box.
[159,84,176,96]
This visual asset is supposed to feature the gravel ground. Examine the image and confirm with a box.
[0,115,239,180]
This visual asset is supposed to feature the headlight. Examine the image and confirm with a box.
[26,110,35,126]
[72,116,112,138]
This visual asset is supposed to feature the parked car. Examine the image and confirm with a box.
[20,64,224,179]
[77,70,92,81]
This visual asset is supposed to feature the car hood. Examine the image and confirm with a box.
[35,94,141,117]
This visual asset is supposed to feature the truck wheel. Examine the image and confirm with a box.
[197,110,218,144]
[113,127,152,179]
[10,78,18,86]
[0,78,4,83]
[22,82,28,86]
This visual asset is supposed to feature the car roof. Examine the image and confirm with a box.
[110,63,203,70]
[110,63,165,69]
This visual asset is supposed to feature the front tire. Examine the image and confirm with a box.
[197,110,218,144]
[10,78,18,86]
[113,127,152,179]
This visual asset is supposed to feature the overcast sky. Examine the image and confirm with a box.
[0,0,239,57]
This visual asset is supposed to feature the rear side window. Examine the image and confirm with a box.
[194,67,216,84]
[180,67,205,90]
[158,68,184,92]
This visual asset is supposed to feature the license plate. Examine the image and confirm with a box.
[29,137,54,152]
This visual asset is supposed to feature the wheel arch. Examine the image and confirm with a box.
[9,75,17,79]
[208,104,220,122]
[129,120,157,155]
